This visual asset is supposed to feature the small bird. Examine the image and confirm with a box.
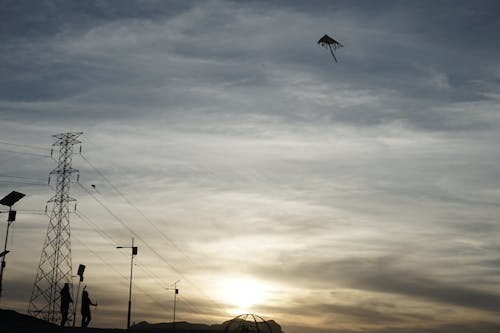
[91,184,96,189]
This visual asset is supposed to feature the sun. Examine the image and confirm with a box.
[219,277,267,314]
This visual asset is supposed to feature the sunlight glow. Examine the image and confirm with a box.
[219,277,268,315]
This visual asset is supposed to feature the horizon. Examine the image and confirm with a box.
[1,1,500,332]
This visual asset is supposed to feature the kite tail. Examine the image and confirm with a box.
[328,46,338,63]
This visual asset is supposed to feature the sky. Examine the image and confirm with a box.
[1,0,500,332]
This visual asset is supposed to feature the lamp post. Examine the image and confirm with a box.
[117,238,138,329]
[0,191,25,298]
[167,280,180,329]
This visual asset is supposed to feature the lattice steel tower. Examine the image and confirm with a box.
[28,132,82,324]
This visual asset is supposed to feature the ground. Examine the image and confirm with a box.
[0,309,223,333]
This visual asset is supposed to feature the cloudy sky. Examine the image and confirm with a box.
[1,1,500,332]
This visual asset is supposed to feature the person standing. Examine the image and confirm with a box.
[60,283,73,327]
[81,287,97,327]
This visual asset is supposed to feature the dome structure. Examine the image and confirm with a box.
[223,314,274,333]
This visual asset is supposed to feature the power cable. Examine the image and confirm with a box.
[0,174,45,181]
[0,148,52,158]
[0,140,47,151]
[80,153,198,266]
[72,215,174,311]
[76,211,174,292]
[72,235,168,313]
[76,181,226,317]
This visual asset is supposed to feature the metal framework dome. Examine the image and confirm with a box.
[223,314,274,333]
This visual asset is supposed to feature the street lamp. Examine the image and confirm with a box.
[117,238,138,329]
[166,280,180,329]
[0,190,25,298]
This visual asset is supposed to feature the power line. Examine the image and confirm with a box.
[72,236,169,313]
[0,180,46,186]
[0,148,52,159]
[75,211,119,247]
[176,297,217,324]
[0,177,46,186]
[72,227,210,325]
[135,262,171,290]
[72,236,130,285]
[75,182,227,317]
[13,210,46,215]
[80,154,196,264]
[76,211,215,320]
[77,211,172,290]
[75,212,170,292]
[0,174,45,181]
[76,183,191,280]
[0,140,48,151]
[75,212,214,322]
[73,215,176,314]
[78,153,218,284]
[75,135,227,318]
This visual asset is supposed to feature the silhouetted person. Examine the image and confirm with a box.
[60,283,73,327]
[81,287,97,328]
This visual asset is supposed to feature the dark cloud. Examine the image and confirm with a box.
[0,0,192,40]
[356,270,500,313]
[284,322,500,333]
[2,0,499,131]
[254,256,500,313]
[262,299,414,325]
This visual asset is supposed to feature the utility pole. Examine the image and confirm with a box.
[28,132,82,324]
[167,280,180,330]
[117,237,138,329]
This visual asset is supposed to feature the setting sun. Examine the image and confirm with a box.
[219,277,268,314]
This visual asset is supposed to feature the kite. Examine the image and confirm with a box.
[318,34,343,63]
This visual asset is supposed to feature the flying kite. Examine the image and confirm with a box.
[318,34,343,63]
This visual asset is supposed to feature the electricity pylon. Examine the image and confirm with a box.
[28,132,82,324]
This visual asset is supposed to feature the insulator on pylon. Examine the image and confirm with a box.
[77,173,80,182]
[44,205,47,214]
[48,176,50,185]
[50,148,53,157]
[79,145,82,154]
[74,203,77,212]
